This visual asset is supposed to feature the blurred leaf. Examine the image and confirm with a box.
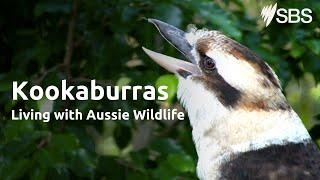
[95,156,125,179]
[290,42,305,58]
[127,172,148,180]
[154,4,182,28]
[69,149,95,178]
[152,163,177,180]
[166,153,195,173]
[33,149,54,168]
[130,150,149,171]
[50,133,79,153]
[310,84,320,101]
[0,74,12,92]
[0,159,30,179]
[150,138,183,155]
[30,165,48,180]
[48,165,70,180]
[34,2,71,17]
[121,6,138,22]
[286,73,320,129]
[116,76,132,87]
[306,40,320,55]
[155,74,178,104]
[4,120,34,142]
[193,1,242,40]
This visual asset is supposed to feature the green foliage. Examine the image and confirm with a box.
[155,74,178,104]
[0,0,320,179]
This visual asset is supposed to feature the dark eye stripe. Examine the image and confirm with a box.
[194,73,242,107]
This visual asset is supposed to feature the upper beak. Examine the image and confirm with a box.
[142,18,200,77]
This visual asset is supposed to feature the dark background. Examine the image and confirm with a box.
[0,0,320,179]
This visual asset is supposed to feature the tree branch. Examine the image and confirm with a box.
[37,132,52,149]
[63,0,77,79]
[33,63,63,85]
[60,0,77,131]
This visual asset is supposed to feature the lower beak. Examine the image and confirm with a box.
[142,19,200,77]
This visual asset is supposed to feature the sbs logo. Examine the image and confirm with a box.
[261,3,312,27]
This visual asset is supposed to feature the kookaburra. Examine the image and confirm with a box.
[142,19,320,179]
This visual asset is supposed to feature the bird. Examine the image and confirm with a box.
[142,19,320,180]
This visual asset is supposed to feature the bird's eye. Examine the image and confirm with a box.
[203,56,216,71]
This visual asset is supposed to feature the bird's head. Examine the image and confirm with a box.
[143,19,289,114]
[143,19,290,127]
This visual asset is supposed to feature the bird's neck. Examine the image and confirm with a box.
[177,77,311,179]
[189,109,311,179]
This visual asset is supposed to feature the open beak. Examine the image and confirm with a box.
[142,18,200,77]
